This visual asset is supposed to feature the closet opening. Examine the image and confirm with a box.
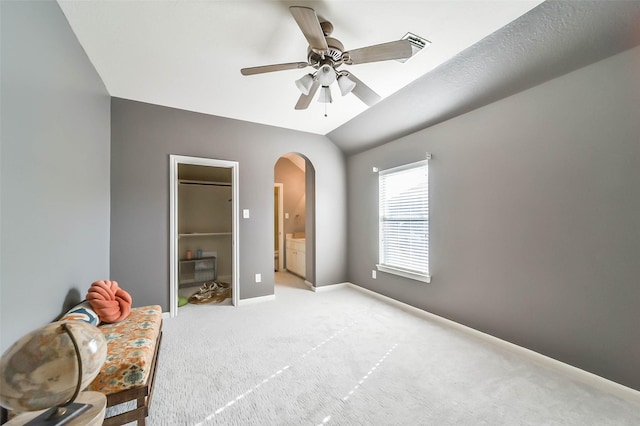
[274,153,316,291]
[169,155,239,316]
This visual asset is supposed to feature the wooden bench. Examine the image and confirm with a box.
[88,305,163,426]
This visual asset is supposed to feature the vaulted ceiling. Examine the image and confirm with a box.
[58,1,640,154]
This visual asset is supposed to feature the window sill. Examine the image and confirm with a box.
[376,264,431,283]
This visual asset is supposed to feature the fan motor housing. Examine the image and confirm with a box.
[308,37,344,67]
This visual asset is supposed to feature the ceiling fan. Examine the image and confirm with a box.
[240,6,414,110]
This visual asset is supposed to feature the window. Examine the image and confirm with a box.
[377,155,430,283]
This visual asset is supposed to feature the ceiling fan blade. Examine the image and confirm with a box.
[289,6,329,53]
[295,80,320,110]
[345,72,381,106]
[241,62,309,76]
[344,39,413,65]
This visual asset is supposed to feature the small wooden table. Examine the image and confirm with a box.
[6,391,106,426]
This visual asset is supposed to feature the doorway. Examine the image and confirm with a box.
[274,183,284,272]
[274,153,315,289]
[169,155,239,317]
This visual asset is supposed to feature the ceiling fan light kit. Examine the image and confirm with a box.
[241,5,418,111]
[337,74,356,96]
[317,64,336,86]
[295,73,315,96]
[318,86,333,104]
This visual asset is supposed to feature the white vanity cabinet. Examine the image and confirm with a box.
[286,237,306,278]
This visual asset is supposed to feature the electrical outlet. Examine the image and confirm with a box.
[255,273,261,283]
[372,270,377,279]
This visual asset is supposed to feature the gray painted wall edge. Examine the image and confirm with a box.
[1,0,111,352]
[347,45,640,391]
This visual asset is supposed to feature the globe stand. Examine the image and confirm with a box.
[25,323,92,426]
[24,403,90,426]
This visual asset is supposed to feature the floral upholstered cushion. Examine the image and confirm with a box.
[88,305,162,394]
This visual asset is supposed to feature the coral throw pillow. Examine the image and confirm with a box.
[86,280,132,323]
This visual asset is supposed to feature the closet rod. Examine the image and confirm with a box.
[179,179,231,187]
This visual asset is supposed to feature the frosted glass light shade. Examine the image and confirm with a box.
[337,75,356,96]
[318,86,332,103]
[317,64,336,86]
[295,74,314,95]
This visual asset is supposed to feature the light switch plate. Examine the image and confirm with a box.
[255,273,261,283]
[243,209,250,219]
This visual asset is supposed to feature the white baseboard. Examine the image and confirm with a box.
[344,282,640,404]
[312,282,350,292]
[237,294,276,306]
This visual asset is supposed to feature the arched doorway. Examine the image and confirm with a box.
[274,153,316,289]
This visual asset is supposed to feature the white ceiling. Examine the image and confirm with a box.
[328,1,640,153]
[57,0,543,136]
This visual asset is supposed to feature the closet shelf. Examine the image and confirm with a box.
[179,232,231,238]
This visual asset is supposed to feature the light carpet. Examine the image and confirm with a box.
[112,272,640,425]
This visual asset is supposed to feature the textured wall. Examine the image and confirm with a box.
[110,99,347,306]
[1,1,110,352]
[347,46,640,390]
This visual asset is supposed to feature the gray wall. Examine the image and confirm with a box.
[110,99,347,306]
[0,1,110,352]
[347,46,640,391]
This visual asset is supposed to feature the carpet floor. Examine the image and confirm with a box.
[118,272,640,425]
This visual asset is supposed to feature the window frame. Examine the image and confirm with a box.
[376,155,431,283]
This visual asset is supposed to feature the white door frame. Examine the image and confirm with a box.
[274,183,284,271]
[169,155,239,317]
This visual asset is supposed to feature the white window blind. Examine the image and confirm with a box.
[377,157,430,283]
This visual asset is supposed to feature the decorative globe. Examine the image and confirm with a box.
[0,320,107,412]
